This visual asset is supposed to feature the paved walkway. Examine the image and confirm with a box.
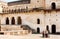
[0,34,60,39]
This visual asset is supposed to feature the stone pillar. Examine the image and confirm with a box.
[15,17,17,25]
[9,17,11,25]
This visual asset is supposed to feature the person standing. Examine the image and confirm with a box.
[42,31,45,37]
[45,30,48,38]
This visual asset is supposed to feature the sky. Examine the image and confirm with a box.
[2,0,20,2]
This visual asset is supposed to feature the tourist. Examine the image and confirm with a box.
[42,31,45,37]
[45,30,48,38]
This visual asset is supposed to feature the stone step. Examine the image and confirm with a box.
[1,26,23,31]
[1,27,23,31]
[0,30,32,35]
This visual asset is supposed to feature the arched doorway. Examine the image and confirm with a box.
[17,17,22,25]
[37,27,40,33]
[51,2,56,9]
[51,24,56,34]
[11,17,15,25]
[37,19,40,24]
[6,17,9,25]
[46,25,49,33]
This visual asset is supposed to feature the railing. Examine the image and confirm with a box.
[1,24,22,25]
[0,24,22,27]
[21,25,36,33]
[3,7,44,13]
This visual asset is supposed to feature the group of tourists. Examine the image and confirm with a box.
[41,30,49,38]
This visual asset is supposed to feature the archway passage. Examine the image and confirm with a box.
[6,17,9,25]
[17,17,22,25]
[11,17,15,25]
[46,25,49,33]
[51,2,56,9]
[46,25,49,30]
[37,27,40,33]
[51,24,56,34]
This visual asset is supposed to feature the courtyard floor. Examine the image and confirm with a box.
[0,34,60,39]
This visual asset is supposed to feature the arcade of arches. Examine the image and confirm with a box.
[6,17,22,25]
[6,17,40,25]
[6,16,56,34]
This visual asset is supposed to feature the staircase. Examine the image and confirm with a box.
[0,25,34,35]
[21,25,36,34]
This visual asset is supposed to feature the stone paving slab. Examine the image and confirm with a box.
[0,34,60,39]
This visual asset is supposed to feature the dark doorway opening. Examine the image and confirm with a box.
[17,17,22,25]
[46,25,49,33]
[37,19,40,24]
[11,17,15,25]
[51,24,56,34]
[51,2,56,9]
[6,17,9,25]
[37,27,40,33]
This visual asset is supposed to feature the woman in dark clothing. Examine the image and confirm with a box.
[42,31,45,37]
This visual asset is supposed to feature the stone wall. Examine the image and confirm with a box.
[1,10,60,33]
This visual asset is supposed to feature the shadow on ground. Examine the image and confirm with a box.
[50,32,60,35]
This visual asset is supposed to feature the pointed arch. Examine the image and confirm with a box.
[37,19,40,24]
[6,17,9,25]
[51,24,56,34]
[46,25,50,33]
[37,27,40,33]
[51,2,56,9]
[11,17,15,25]
[17,17,22,25]
[46,25,49,31]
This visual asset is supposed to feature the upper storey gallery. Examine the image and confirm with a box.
[0,0,60,13]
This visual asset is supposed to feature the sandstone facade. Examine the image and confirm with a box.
[0,0,60,35]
